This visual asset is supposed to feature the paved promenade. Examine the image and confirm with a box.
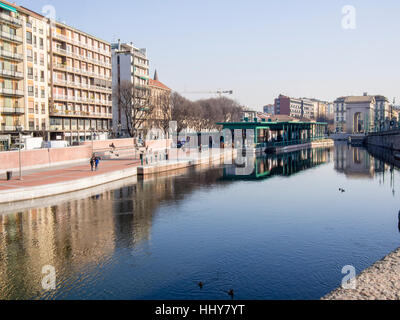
[0,159,140,192]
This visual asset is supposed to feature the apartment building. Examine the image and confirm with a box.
[0,2,24,138]
[334,97,346,133]
[148,70,171,130]
[112,41,150,137]
[263,104,274,115]
[274,95,314,119]
[0,1,113,147]
[22,6,49,136]
[49,22,112,143]
[374,95,390,130]
[0,1,49,142]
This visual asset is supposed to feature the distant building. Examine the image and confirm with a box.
[334,94,390,133]
[263,104,275,115]
[274,95,314,119]
[147,70,171,133]
[112,41,150,137]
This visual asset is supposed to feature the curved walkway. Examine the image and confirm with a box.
[0,159,140,204]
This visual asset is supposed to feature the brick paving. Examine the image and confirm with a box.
[0,159,140,191]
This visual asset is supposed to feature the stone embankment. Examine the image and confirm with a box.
[322,248,400,300]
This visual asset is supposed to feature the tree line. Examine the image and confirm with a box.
[171,92,244,133]
[114,81,245,138]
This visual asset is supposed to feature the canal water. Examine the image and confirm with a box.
[1,144,400,300]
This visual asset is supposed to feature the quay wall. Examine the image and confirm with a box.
[0,138,172,174]
[0,146,92,175]
[366,130,400,151]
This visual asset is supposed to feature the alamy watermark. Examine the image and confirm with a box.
[41,265,56,291]
[342,5,356,30]
[341,265,357,290]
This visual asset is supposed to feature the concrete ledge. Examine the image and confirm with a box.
[0,166,138,204]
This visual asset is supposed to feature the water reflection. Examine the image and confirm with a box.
[0,165,230,299]
[223,147,333,180]
[1,146,400,299]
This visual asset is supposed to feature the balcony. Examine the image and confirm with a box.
[53,78,112,92]
[0,49,23,61]
[0,87,24,97]
[0,12,23,27]
[52,33,111,57]
[0,31,23,43]
[1,107,24,114]
[52,64,111,81]
[0,69,24,79]
[50,108,112,119]
[1,125,20,131]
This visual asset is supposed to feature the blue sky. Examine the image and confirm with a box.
[17,0,400,110]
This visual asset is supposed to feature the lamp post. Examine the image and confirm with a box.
[16,125,23,180]
[91,128,95,156]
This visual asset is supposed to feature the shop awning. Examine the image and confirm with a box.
[0,2,17,13]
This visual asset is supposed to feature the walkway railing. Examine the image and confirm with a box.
[256,137,327,149]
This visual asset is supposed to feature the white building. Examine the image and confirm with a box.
[111,41,149,137]
[334,94,390,133]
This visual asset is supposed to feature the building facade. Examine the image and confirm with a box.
[334,94,390,133]
[49,22,112,143]
[263,104,274,115]
[274,95,314,119]
[112,41,150,137]
[148,71,171,132]
[0,1,49,142]
[0,1,113,147]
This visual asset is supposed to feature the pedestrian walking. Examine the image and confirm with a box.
[90,156,95,171]
[95,157,100,171]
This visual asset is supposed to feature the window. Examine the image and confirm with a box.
[27,67,33,79]
[28,86,34,96]
[26,31,32,44]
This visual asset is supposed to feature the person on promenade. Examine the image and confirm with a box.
[95,157,100,171]
[90,156,95,171]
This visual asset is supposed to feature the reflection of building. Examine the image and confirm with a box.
[334,143,376,178]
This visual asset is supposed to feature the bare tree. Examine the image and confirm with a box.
[171,92,193,134]
[171,93,245,133]
[113,80,155,138]
[154,92,172,139]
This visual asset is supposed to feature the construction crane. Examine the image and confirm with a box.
[182,90,233,98]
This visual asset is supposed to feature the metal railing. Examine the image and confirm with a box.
[0,69,23,78]
[0,49,23,61]
[50,109,112,118]
[0,12,23,27]
[53,78,111,91]
[0,87,24,96]
[53,64,111,81]
[256,137,327,149]
[0,31,22,43]
[1,107,24,114]
[52,33,110,56]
